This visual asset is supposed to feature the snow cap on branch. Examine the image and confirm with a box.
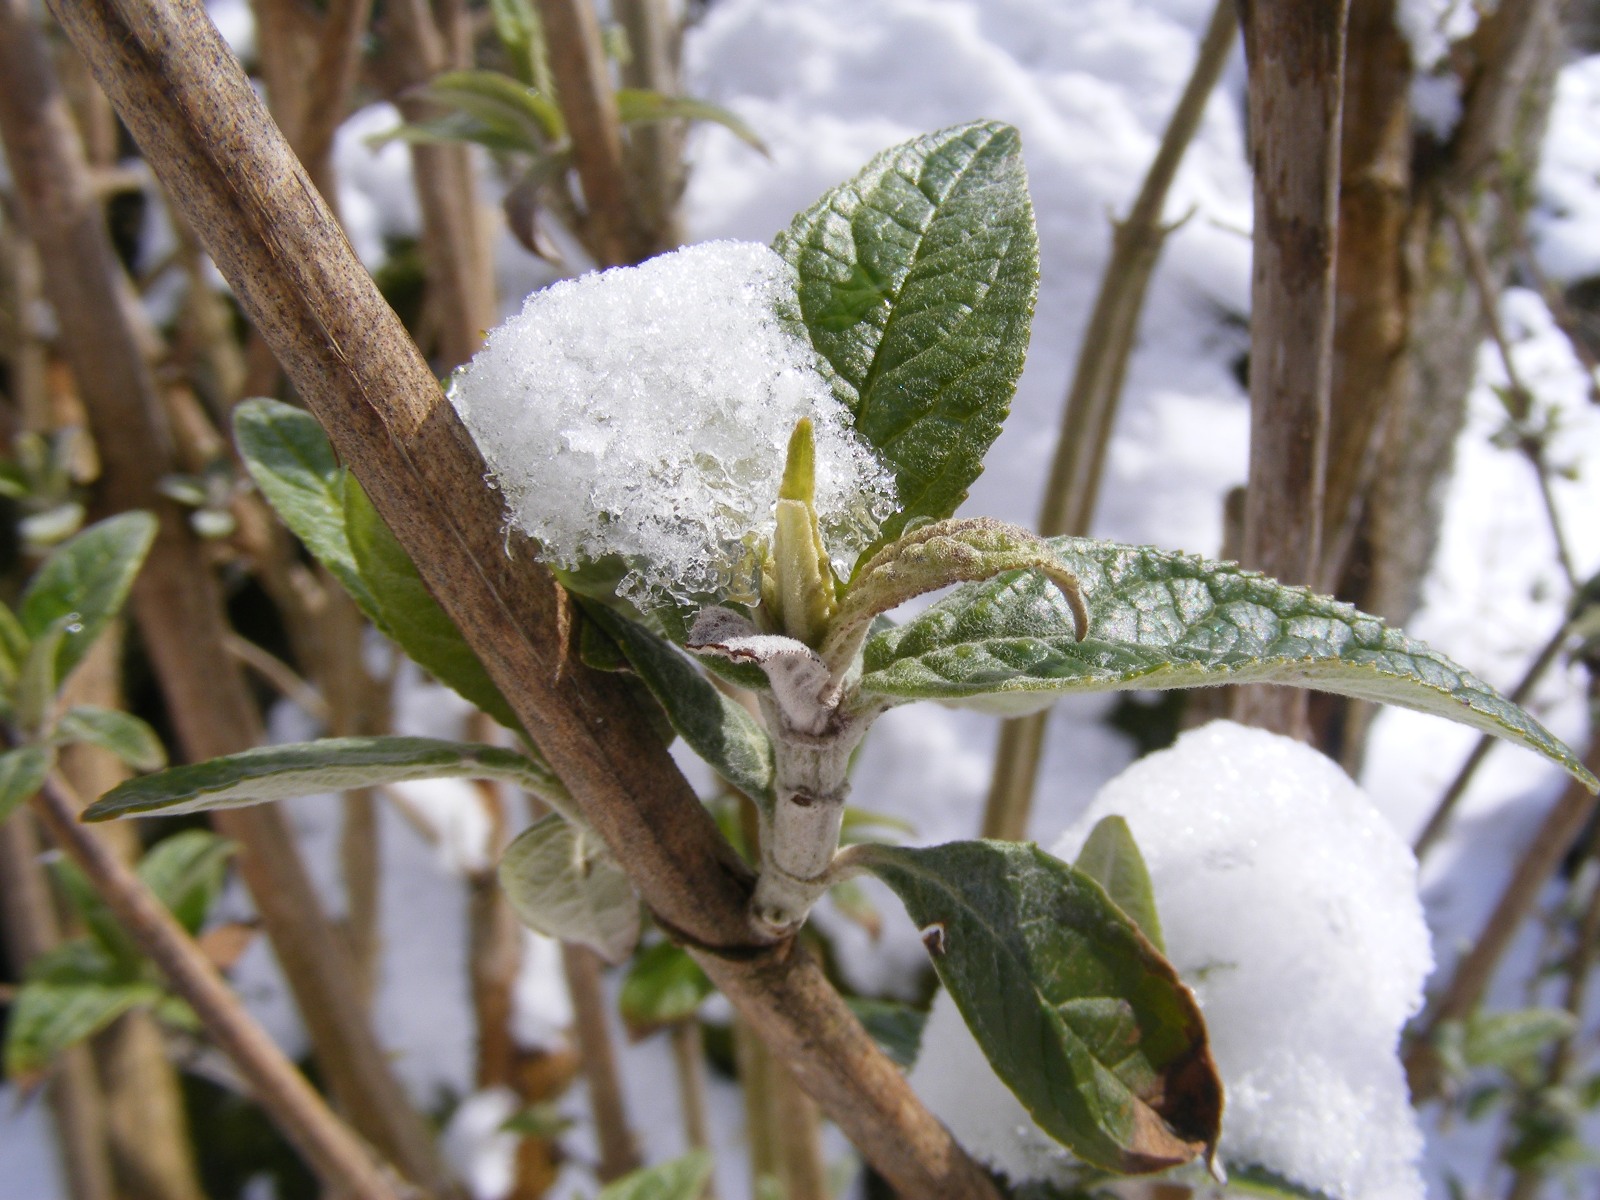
[447,241,895,608]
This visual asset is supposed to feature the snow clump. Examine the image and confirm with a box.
[447,241,896,609]
[909,721,1431,1199]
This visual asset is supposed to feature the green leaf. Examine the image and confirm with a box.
[49,859,143,972]
[4,942,162,1085]
[54,706,167,773]
[498,813,639,964]
[137,830,236,936]
[240,397,528,734]
[0,745,51,825]
[856,840,1221,1174]
[83,736,566,821]
[615,88,766,153]
[596,1151,714,1200]
[0,600,30,687]
[234,399,379,621]
[774,121,1038,558]
[619,940,713,1033]
[19,512,157,685]
[821,516,1086,674]
[417,69,563,145]
[845,997,926,1069]
[583,605,774,807]
[14,615,74,733]
[1074,816,1165,955]
[860,536,1600,791]
[1463,1008,1579,1073]
[369,113,544,156]
[343,480,525,734]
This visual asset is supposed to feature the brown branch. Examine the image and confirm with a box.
[0,812,118,1200]
[0,5,452,1190]
[381,0,495,368]
[562,943,641,1182]
[1412,617,1570,858]
[29,774,404,1200]
[1404,702,1600,1102]
[615,0,686,256]
[46,0,1000,1193]
[537,0,638,267]
[983,0,1238,841]
[1231,0,1350,738]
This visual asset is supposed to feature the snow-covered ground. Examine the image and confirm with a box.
[4,0,1598,1196]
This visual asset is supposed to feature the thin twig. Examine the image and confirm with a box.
[0,811,118,1200]
[562,943,641,1182]
[1445,195,1579,588]
[1404,700,1600,1102]
[52,2,1001,1191]
[536,0,638,266]
[1412,617,1571,858]
[224,632,332,722]
[614,0,686,256]
[668,1021,718,1199]
[29,774,405,1200]
[983,0,1238,841]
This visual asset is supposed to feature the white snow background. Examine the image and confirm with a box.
[3,0,1599,1196]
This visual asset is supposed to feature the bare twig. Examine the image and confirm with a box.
[615,0,686,256]
[1412,617,1571,858]
[562,943,641,1182]
[983,0,1238,841]
[381,0,496,367]
[537,0,638,266]
[669,1021,718,1198]
[1231,0,1350,738]
[224,632,333,722]
[1404,704,1600,1102]
[51,1,1001,1192]
[1445,194,1578,588]
[29,774,405,1200]
[0,812,118,1200]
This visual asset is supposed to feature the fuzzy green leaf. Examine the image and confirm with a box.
[54,706,167,773]
[845,997,926,1070]
[498,814,639,964]
[856,840,1221,1174]
[596,1151,714,1200]
[343,481,525,733]
[860,536,1599,791]
[0,601,29,687]
[4,942,161,1085]
[1074,816,1165,955]
[615,88,766,152]
[416,69,563,145]
[619,941,714,1033]
[234,399,378,621]
[0,745,51,825]
[19,512,157,685]
[584,605,774,807]
[137,830,236,936]
[84,736,565,821]
[774,121,1038,557]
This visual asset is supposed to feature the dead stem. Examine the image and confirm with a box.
[669,1021,718,1199]
[1405,689,1600,1102]
[537,0,638,266]
[562,942,642,1182]
[0,811,118,1200]
[29,773,405,1200]
[1446,194,1579,588]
